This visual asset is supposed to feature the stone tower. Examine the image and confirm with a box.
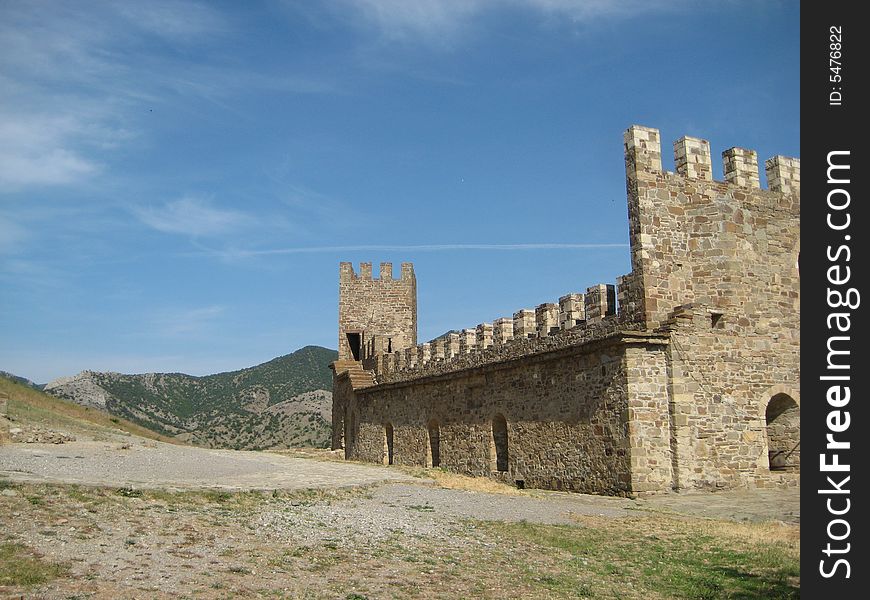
[337,262,417,361]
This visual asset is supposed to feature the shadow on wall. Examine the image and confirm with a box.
[765,393,800,470]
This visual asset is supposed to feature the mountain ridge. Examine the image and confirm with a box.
[42,345,338,450]
[0,371,44,390]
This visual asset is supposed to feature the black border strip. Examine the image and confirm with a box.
[802,3,867,595]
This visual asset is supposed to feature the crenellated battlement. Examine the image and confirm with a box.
[340,261,415,281]
[364,281,622,383]
[625,124,800,194]
[765,155,800,195]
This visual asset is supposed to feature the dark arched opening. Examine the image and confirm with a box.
[427,419,441,468]
[384,423,394,465]
[766,394,800,470]
[492,413,508,472]
[344,408,358,460]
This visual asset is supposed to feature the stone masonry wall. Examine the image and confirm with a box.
[624,344,673,493]
[620,126,800,490]
[346,339,639,495]
[331,370,355,450]
[338,262,417,361]
[664,305,800,490]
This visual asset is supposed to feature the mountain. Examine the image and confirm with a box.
[43,345,338,450]
[0,371,44,390]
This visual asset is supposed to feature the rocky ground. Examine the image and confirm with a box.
[1,434,800,599]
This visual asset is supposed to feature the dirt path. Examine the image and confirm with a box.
[0,438,800,524]
[0,439,416,491]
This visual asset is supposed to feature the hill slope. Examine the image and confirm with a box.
[0,371,44,390]
[1,376,178,444]
[43,346,337,450]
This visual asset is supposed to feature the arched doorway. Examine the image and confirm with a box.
[427,419,441,468]
[383,423,394,465]
[766,393,800,470]
[491,413,508,472]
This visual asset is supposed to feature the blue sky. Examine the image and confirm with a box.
[0,1,799,383]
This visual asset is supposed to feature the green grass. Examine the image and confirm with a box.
[484,518,800,599]
[0,543,68,587]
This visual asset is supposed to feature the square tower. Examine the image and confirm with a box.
[338,262,417,361]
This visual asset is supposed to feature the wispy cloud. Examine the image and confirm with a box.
[341,0,683,44]
[520,0,682,20]
[341,0,480,43]
[0,257,75,290]
[0,1,219,190]
[196,242,628,260]
[277,184,369,233]
[0,1,334,191]
[111,0,228,40]
[153,304,226,337]
[0,111,106,188]
[134,196,254,237]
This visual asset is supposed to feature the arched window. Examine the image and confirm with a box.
[427,419,441,468]
[491,413,508,472]
[766,394,800,470]
[383,423,394,466]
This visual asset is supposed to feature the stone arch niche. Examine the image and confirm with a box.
[427,419,441,468]
[383,423,394,465]
[765,393,800,470]
[344,407,359,460]
[491,413,509,473]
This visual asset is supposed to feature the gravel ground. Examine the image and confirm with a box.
[641,487,801,524]
[0,439,417,491]
[0,438,800,524]
[256,483,637,549]
[0,477,800,599]
[0,437,800,598]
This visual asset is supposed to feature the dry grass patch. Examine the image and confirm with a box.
[0,377,177,444]
[426,468,530,495]
[271,448,533,496]
[386,464,536,496]
[271,447,346,460]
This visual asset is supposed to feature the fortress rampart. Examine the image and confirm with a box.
[330,125,800,496]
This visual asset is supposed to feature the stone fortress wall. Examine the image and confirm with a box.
[331,125,800,496]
